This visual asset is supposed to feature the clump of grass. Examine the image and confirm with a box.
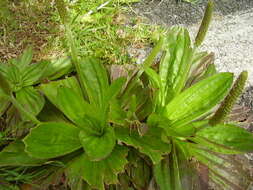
[1,0,161,65]
[64,0,161,64]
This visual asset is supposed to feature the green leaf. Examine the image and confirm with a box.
[79,127,116,161]
[81,145,128,190]
[78,58,109,107]
[108,99,127,126]
[196,124,253,153]
[42,57,73,80]
[105,77,126,104]
[4,64,23,92]
[115,127,171,164]
[154,158,171,190]
[159,26,193,101]
[21,61,49,86]
[130,157,152,189]
[0,90,10,115]
[18,47,33,69]
[154,141,198,190]
[0,71,12,96]
[0,140,44,166]
[16,86,45,117]
[164,73,233,128]
[40,76,83,109]
[24,122,81,159]
[56,86,91,124]
[65,155,92,190]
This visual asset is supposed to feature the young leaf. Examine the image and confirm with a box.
[159,26,193,102]
[16,86,45,117]
[79,126,116,161]
[196,124,253,153]
[115,127,171,164]
[78,58,109,107]
[18,47,33,69]
[0,140,44,166]
[164,73,233,128]
[24,122,82,159]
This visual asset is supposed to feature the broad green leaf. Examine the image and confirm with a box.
[81,145,128,190]
[115,127,171,164]
[159,26,193,102]
[16,86,45,117]
[65,155,93,190]
[164,73,233,128]
[42,57,73,80]
[21,61,49,86]
[57,86,91,124]
[78,58,109,107]
[24,122,81,159]
[0,140,44,166]
[196,124,253,153]
[40,76,83,108]
[79,127,116,161]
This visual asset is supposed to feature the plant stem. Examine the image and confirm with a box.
[55,0,87,97]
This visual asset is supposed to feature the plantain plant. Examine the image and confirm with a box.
[0,1,252,190]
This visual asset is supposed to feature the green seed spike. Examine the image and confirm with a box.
[0,72,11,96]
[194,0,214,47]
[209,71,248,126]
